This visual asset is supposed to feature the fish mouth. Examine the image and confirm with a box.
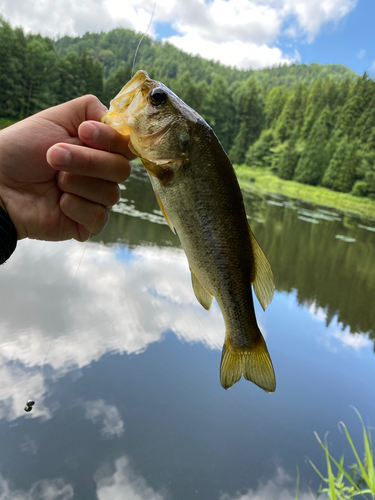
[101,70,151,135]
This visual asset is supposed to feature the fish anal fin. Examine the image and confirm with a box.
[154,191,176,234]
[220,334,276,393]
[249,225,275,311]
[190,265,214,311]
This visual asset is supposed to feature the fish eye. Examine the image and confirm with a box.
[150,87,167,106]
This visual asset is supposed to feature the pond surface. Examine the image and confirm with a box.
[0,163,374,499]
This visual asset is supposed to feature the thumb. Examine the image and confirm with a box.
[82,95,108,122]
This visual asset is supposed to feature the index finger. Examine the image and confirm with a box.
[78,121,137,160]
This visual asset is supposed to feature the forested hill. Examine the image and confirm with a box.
[1,17,374,201]
[55,28,356,87]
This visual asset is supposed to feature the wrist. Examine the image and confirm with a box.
[0,204,17,264]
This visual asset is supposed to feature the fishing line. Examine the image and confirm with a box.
[24,150,110,413]
[132,0,157,77]
[25,1,157,413]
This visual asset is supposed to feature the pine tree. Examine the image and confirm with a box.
[294,107,331,185]
[229,77,264,164]
[276,127,300,180]
[322,136,358,192]
[275,83,306,141]
[103,64,131,106]
[245,129,277,167]
[264,86,288,128]
[204,75,234,152]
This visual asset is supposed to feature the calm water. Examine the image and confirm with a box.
[0,163,374,499]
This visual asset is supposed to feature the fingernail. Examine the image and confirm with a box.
[81,122,100,141]
[49,146,71,167]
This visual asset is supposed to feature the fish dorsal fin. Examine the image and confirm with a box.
[189,265,213,311]
[153,190,176,234]
[248,225,275,310]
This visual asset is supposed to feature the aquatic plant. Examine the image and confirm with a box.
[298,409,374,499]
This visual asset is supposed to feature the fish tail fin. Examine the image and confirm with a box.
[220,333,276,393]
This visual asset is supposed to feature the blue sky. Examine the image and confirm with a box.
[1,0,374,75]
[291,0,375,75]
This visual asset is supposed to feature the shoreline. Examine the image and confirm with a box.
[235,165,375,220]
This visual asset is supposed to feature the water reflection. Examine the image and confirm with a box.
[0,163,374,499]
[0,240,225,420]
[242,190,375,349]
[0,476,74,499]
[220,467,311,500]
[95,456,165,500]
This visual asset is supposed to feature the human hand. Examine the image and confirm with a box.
[0,95,135,242]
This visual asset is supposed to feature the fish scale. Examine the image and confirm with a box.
[102,70,276,392]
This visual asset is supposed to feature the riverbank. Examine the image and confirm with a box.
[235,165,375,220]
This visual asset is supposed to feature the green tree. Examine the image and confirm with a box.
[245,129,277,167]
[204,75,234,152]
[103,64,131,106]
[264,86,288,128]
[294,107,331,185]
[276,126,300,180]
[0,17,23,117]
[23,37,60,116]
[322,137,359,192]
[229,77,264,164]
[275,83,306,141]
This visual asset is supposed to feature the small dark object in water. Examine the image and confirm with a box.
[24,400,35,412]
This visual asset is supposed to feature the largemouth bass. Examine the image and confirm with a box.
[102,70,276,392]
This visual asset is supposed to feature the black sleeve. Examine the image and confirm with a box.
[0,206,17,264]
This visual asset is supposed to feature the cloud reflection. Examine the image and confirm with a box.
[0,239,224,418]
[95,456,165,500]
[308,301,371,351]
[0,475,73,500]
[220,467,311,500]
[84,399,124,438]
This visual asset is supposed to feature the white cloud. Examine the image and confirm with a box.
[95,456,165,500]
[220,467,311,500]
[84,399,124,438]
[357,49,366,59]
[0,475,73,500]
[0,0,358,69]
[170,0,282,45]
[167,34,296,70]
[280,0,358,43]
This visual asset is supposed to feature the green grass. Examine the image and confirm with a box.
[296,409,374,499]
[235,165,375,220]
[0,117,17,130]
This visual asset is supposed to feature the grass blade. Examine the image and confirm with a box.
[295,465,300,500]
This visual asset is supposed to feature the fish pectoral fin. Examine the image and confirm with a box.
[189,266,214,311]
[153,190,176,234]
[140,157,166,181]
[140,157,176,186]
[248,225,275,311]
[220,335,276,393]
